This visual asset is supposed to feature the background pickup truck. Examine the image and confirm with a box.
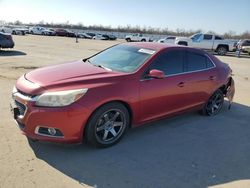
[125,33,151,42]
[175,33,236,55]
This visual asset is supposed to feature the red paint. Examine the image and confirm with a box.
[13,43,234,143]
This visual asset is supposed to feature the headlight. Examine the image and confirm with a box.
[35,88,88,107]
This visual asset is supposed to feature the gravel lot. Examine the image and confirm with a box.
[0,35,250,188]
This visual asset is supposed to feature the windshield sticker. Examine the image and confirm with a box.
[138,49,155,55]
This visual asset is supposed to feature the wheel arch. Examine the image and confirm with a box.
[82,100,133,141]
[214,76,233,96]
[178,41,188,46]
[216,44,229,52]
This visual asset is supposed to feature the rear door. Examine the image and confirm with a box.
[139,48,189,122]
[182,49,218,106]
[200,34,214,49]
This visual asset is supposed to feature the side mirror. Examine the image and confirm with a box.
[147,69,165,79]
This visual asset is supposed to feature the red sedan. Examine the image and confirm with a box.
[11,43,235,147]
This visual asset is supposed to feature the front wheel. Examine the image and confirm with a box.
[126,38,131,42]
[201,90,224,116]
[85,102,130,148]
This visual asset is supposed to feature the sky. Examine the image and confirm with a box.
[0,0,249,34]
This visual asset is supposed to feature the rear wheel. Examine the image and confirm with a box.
[217,46,227,55]
[178,41,188,46]
[201,90,224,116]
[85,102,130,148]
[141,39,146,42]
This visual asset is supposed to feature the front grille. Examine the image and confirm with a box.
[15,100,26,116]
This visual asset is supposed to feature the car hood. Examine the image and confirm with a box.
[24,60,124,89]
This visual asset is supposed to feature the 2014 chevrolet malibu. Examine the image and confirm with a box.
[11,43,235,147]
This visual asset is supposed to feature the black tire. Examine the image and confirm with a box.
[200,90,224,116]
[217,46,227,55]
[85,102,130,148]
[178,41,188,46]
[126,38,131,42]
[12,31,16,35]
[141,39,146,42]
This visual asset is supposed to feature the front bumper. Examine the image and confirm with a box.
[10,91,91,143]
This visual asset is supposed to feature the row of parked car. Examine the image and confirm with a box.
[0,25,117,40]
[1,25,249,56]
[125,33,250,56]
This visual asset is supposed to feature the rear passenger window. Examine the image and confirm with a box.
[206,57,214,68]
[187,51,214,71]
[215,36,223,40]
[204,34,212,40]
[149,50,184,75]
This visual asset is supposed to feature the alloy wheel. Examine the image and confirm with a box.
[95,109,126,144]
[206,92,224,116]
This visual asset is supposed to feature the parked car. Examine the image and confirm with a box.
[0,32,14,49]
[0,25,27,35]
[29,26,55,35]
[175,33,235,55]
[93,34,109,40]
[11,43,235,147]
[107,34,117,40]
[77,32,92,39]
[55,29,76,37]
[236,39,250,55]
[158,36,177,44]
[86,33,96,38]
[125,33,151,42]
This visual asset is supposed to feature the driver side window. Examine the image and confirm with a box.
[148,49,185,75]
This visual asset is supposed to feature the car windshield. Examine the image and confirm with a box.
[87,44,155,73]
[190,34,202,42]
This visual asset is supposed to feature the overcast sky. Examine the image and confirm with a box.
[0,0,249,34]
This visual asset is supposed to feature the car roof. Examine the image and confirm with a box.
[123,42,180,51]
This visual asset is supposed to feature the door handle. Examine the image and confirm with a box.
[177,82,185,87]
[209,76,216,80]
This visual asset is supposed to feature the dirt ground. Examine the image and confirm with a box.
[0,35,250,188]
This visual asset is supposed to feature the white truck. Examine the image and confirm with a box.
[175,33,236,55]
[125,33,151,42]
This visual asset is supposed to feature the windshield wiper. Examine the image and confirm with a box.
[83,59,112,71]
[83,59,91,63]
[93,64,112,71]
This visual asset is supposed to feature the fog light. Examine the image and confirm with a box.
[48,128,56,136]
[35,126,64,137]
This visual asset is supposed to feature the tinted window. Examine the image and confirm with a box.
[187,51,214,71]
[167,36,176,39]
[204,34,212,40]
[149,50,184,75]
[206,57,214,68]
[242,40,250,46]
[215,36,223,40]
